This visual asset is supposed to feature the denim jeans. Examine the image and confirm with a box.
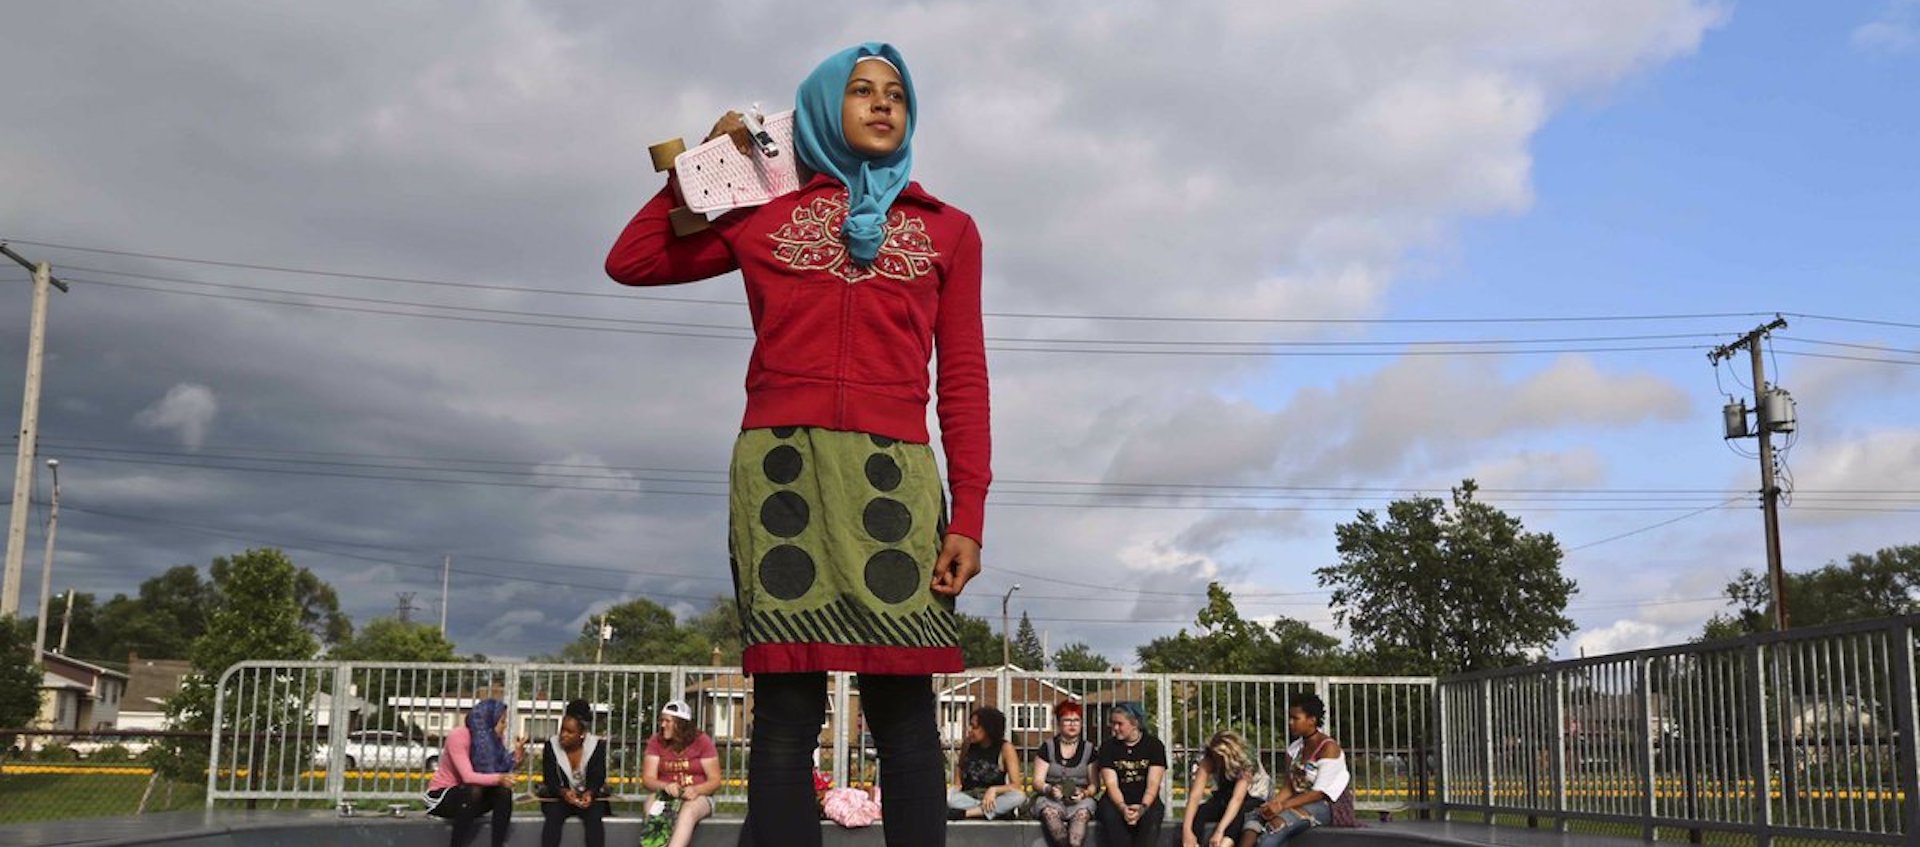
[1254,799,1330,847]
[947,787,1027,819]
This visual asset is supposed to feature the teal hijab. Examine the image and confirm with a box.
[793,42,916,267]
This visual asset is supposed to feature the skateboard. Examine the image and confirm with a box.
[647,107,802,237]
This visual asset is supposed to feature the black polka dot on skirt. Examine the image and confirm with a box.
[763,444,803,485]
[864,453,902,491]
[864,549,919,604]
[772,426,798,438]
[759,545,816,600]
[863,497,913,543]
[869,434,896,448]
[760,491,810,538]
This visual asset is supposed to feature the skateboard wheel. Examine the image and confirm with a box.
[669,206,710,237]
[649,138,688,173]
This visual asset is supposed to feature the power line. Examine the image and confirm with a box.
[3,236,1789,327]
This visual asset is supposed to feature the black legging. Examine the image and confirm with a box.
[737,672,945,847]
[428,783,514,847]
[540,798,609,847]
[1185,789,1248,844]
[1095,798,1165,847]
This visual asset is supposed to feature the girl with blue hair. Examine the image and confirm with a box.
[608,42,992,847]
[426,698,525,847]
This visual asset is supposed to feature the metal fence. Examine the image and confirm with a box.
[204,663,1436,813]
[1437,615,1920,845]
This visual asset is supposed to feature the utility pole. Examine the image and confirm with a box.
[1709,315,1791,631]
[33,458,60,665]
[57,588,74,653]
[2,243,68,617]
[1000,584,1021,668]
[439,554,451,634]
[594,614,612,664]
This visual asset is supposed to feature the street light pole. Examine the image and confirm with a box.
[1000,584,1021,668]
[33,458,60,665]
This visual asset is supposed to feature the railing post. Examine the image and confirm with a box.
[325,663,351,804]
[204,664,234,808]
[1552,668,1568,832]
[1887,623,1918,844]
[1483,678,1495,815]
[831,671,850,787]
[503,665,521,779]
[1638,657,1656,841]
[1158,673,1174,810]
[1434,682,1450,821]
[1745,642,1773,847]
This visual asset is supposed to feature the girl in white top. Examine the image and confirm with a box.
[1252,693,1352,847]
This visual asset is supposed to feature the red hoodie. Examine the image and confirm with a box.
[606,174,991,544]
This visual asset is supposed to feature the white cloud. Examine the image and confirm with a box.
[1853,0,1919,54]
[1574,618,1665,656]
[133,383,218,449]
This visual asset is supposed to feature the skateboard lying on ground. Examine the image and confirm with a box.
[648,108,802,237]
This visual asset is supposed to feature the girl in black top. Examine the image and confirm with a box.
[539,700,610,847]
[1095,702,1168,847]
[946,707,1026,820]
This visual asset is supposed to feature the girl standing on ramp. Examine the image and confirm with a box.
[607,41,992,847]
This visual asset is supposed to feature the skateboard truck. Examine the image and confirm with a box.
[741,103,780,158]
[647,137,712,237]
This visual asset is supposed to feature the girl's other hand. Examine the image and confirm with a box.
[705,111,753,155]
[930,534,981,598]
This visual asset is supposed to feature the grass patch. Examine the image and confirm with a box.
[0,764,204,824]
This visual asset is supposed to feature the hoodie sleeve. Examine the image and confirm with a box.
[606,185,740,285]
[933,216,992,545]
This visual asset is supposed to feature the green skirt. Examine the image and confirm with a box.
[729,427,963,675]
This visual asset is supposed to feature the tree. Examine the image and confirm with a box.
[685,597,743,665]
[1052,641,1112,673]
[1703,544,1920,639]
[1135,582,1346,675]
[556,598,712,665]
[1011,612,1046,669]
[158,549,322,783]
[954,613,1000,667]
[1320,480,1575,675]
[329,618,459,662]
[0,616,42,730]
[96,566,217,660]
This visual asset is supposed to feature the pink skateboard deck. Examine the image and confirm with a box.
[675,110,803,215]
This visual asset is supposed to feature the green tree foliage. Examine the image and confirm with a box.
[556,598,712,665]
[1703,544,1920,639]
[328,618,459,662]
[685,597,743,665]
[98,566,216,659]
[1135,583,1346,675]
[44,559,348,662]
[954,612,1001,668]
[1051,641,1113,673]
[158,549,324,783]
[1011,612,1046,669]
[1320,480,1575,674]
[0,616,43,729]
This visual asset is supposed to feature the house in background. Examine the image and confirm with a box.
[37,653,129,732]
[116,654,193,732]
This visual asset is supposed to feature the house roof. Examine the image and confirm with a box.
[43,652,130,682]
[124,658,194,704]
[41,671,93,693]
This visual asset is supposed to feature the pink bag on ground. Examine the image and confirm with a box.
[821,786,883,828]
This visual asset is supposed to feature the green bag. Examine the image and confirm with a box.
[639,792,677,847]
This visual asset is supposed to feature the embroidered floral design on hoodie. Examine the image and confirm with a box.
[770,193,938,283]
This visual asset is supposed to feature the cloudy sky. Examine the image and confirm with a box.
[2,1,1916,665]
